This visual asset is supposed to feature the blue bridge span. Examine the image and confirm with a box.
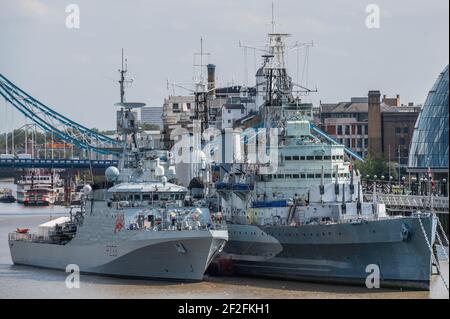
[0,158,118,169]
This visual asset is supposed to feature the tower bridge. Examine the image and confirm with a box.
[0,73,123,157]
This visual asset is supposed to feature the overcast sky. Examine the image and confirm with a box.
[0,0,448,131]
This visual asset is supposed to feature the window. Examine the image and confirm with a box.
[395,127,402,134]
[324,174,332,178]
[357,139,363,148]
[306,156,314,160]
[337,126,343,135]
[277,174,284,179]
[228,119,231,123]
[345,126,350,135]
[300,174,306,179]
[315,174,322,178]
[186,103,191,109]
[323,156,331,160]
[307,174,315,179]
[293,174,300,179]
[300,156,306,160]
[364,138,369,147]
[357,125,362,135]
[403,127,409,134]
[399,138,406,145]
[142,194,150,200]
[293,156,299,160]
[285,156,292,161]
[228,109,231,113]
[172,103,179,110]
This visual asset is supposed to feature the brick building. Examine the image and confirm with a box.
[319,93,420,162]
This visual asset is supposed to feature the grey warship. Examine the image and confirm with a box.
[211,31,439,290]
[8,57,228,281]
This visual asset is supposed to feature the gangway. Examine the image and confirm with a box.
[366,193,449,213]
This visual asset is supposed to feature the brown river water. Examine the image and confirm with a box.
[0,181,448,299]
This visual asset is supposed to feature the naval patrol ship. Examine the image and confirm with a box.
[211,31,439,289]
[8,59,228,281]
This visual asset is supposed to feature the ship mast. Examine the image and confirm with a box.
[115,49,145,168]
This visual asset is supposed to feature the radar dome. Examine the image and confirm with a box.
[83,184,92,195]
[105,166,120,182]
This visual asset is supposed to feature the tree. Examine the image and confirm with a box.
[354,155,398,180]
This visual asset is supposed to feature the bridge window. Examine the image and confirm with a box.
[315,156,323,161]
[307,174,315,179]
[153,194,159,201]
[306,156,314,160]
[285,156,292,161]
[142,194,150,200]
[293,174,300,179]
[293,156,299,160]
[160,193,170,201]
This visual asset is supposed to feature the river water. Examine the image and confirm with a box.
[0,180,448,299]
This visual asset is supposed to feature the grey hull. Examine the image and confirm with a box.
[221,215,437,290]
[9,230,227,281]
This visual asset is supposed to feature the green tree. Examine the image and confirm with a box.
[354,155,398,180]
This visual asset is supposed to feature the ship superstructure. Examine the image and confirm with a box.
[8,52,228,281]
[211,30,439,290]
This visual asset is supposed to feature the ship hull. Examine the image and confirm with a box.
[9,230,228,281]
[220,215,437,290]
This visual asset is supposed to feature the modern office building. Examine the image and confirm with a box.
[408,65,449,176]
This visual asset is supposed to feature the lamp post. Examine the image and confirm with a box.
[442,178,448,197]
[420,177,426,196]
[411,176,417,195]
[373,175,378,194]
[381,176,385,193]
[402,176,406,195]
[389,176,393,194]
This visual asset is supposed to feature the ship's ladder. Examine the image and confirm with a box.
[418,214,449,291]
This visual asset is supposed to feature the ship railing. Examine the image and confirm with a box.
[8,232,49,242]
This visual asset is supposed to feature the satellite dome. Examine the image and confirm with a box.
[105,166,120,182]
[82,184,92,195]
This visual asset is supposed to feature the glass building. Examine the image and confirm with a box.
[408,65,449,173]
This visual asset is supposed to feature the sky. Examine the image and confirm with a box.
[0,0,449,131]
